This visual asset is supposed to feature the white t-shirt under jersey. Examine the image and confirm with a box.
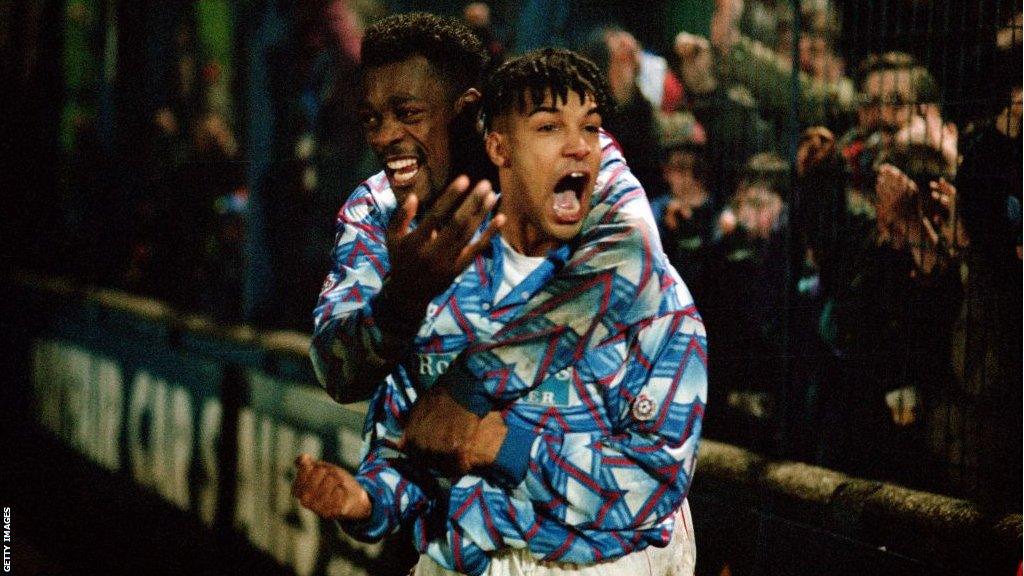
[493,236,547,303]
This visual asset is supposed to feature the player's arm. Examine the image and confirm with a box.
[310,181,409,403]
[293,378,439,542]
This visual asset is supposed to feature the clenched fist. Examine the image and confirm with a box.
[291,454,372,521]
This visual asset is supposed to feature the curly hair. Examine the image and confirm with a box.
[361,12,489,98]
[481,48,613,130]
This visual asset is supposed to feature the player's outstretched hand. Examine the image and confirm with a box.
[292,454,372,522]
[386,176,505,316]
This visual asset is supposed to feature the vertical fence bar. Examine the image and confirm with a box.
[214,362,244,536]
[778,0,803,460]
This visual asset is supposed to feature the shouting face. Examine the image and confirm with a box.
[360,56,467,207]
[487,90,602,256]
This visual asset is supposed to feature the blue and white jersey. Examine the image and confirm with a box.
[311,134,707,575]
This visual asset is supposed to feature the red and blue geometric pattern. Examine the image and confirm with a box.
[311,133,707,575]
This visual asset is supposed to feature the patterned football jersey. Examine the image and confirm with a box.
[311,134,707,575]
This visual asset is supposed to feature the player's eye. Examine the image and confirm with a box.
[360,114,380,130]
[397,107,425,122]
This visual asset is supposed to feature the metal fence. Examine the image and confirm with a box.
[708,0,1024,515]
[627,0,1022,516]
[3,272,1019,576]
[2,0,1021,518]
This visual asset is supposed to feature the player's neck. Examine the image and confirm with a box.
[499,213,556,257]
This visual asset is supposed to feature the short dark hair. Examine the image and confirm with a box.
[664,145,709,184]
[361,12,489,98]
[578,25,622,74]
[481,48,613,130]
[741,152,790,197]
[856,51,917,88]
[856,52,940,105]
[908,66,939,104]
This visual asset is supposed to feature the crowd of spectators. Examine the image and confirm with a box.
[4,0,1020,512]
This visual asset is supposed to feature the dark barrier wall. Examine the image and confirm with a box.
[3,272,1020,576]
[4,273,416,575]
[692,442,1022,576]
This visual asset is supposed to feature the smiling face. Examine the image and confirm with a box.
[360,56,469,206]
[486,90,602,256]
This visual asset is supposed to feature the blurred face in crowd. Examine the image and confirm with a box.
[859,68,916,134]
[995,12,1022,50]
[486,90,602,256]
[1009,87,1023,123]
[663,149,706,201]
[734,184,783,241]
[359,56,477,206]
[798,33,830,78]
[463,2,490,28]
[796,5,838,75]
[604,29,641,104]
[997,86,1024,138]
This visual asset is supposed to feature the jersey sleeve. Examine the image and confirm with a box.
[310,179,401,403]
[340,375,438,542]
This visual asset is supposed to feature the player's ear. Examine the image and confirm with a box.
[485,129,510,168]
[455,88,481,115]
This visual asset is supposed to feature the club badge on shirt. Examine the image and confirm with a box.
[632,393,657,421]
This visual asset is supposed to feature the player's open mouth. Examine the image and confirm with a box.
[385,156,421,188]
[552,171,589,224]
